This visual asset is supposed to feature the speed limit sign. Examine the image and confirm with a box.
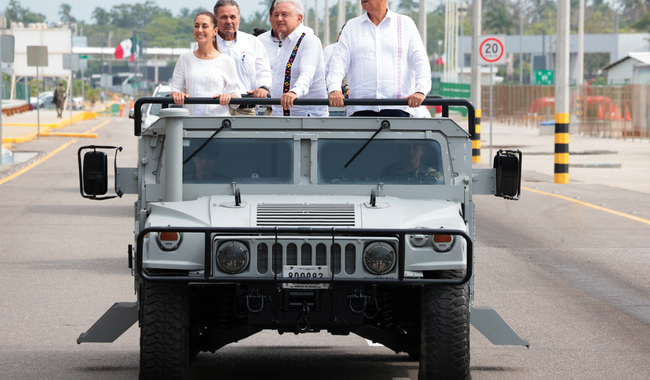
[478,35,506,65]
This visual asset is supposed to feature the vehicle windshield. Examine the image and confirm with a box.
[318,139,444,185]
[183,138,293,184]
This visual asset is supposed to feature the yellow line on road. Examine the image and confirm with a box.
[522,186,650,226]
[84,119,111,134]
[0,139,77,186]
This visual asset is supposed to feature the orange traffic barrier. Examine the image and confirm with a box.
[598,104,603,119]
[119,103,125,117]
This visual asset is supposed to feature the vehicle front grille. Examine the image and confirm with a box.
[257,239,360,276]
[256,204,356,227]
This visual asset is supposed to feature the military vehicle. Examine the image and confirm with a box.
[77,97,527,380]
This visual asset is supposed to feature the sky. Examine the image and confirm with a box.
[0,0,267,24]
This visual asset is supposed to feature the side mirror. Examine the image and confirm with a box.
[83,151,108,195]
[494,149,522,200]
[77,146,123,200]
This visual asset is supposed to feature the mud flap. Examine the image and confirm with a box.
[470,306,529,347]
[77,302,138,344]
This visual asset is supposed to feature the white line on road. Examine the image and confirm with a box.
[365,339,385,347]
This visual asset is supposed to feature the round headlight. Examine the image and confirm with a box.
[363,242,395,275]
[216,241,249,274]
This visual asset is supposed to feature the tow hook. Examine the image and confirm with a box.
[297,300,311,333]
[348,290,369,313]
[246,289,264,313]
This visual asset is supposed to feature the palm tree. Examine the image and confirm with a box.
[59,3,76,24]
[484,3,515,34]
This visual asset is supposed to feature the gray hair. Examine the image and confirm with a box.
[273,0,304,17]
[213,0,241,16]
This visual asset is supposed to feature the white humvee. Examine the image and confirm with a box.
[77,97,527,380]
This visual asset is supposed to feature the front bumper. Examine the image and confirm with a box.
[136,226,473,285]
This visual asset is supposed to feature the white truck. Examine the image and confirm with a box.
[77,97,527,380]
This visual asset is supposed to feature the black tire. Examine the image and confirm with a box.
[140,283,191,380]
[419,271,471,380]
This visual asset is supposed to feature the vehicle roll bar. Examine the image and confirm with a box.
[133,96,476,139]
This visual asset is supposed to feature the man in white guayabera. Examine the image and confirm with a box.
[326,0,431,117]
[269,0,328,117]
[214,0,272,115]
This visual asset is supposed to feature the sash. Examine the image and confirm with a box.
[283,32,307,116]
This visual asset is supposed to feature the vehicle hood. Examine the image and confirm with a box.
[147,195,465,231]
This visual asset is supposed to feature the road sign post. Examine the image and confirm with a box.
[27,46,48,140]
[478,35,506,164]
[0,36,15,163]
[63,54,80,126]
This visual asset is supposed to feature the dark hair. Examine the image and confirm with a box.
[269,0,277,18]
[253,27,267,37]
[195,11,220,51]
[213,0,241,16]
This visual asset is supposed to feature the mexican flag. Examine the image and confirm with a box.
[114,35,140,61]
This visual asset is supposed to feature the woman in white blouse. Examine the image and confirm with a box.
[170,12,244,116]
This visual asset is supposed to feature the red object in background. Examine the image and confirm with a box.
[427,105,443,116]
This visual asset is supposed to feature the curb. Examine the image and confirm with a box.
[2,111,97,129]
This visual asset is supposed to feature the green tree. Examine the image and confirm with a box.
[59,3,76,24]
[4,0,46,24]
[484,2,515,34]
[92,7,110,26]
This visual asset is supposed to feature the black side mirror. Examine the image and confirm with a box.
[494,149,522,200]
[84,151,108,195]
[77,146,123,200]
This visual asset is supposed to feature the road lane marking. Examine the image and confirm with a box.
[0,139,77,186]
[366,339,384,347]
[522,186,650,226]
[83,119,111,134]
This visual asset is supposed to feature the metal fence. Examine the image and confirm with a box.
[479,84,649,140]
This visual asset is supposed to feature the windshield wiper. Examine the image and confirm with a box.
[344,120,390,168]
[183,119,231,165]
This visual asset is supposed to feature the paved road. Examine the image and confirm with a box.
[1,117,649,379]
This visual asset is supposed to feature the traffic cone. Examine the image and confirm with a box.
[113,93,119,102]
[598,104,604,119]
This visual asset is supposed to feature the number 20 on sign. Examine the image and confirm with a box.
[478,35,506,65]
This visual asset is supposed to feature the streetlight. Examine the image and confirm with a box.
[458,6,467,84]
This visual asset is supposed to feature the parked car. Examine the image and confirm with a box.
[66,97,84,110]
[29,91,54,109]
[128,85,172,130]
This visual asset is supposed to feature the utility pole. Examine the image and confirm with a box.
[315,0,319,36]
[337,0,345,36]
[519,8,523,84]
[419,0,427,52]
[324,0,330,46]
[470,0,482,163]
[577,0,584,85]
[555,0,570,184]
[459,6,466,84]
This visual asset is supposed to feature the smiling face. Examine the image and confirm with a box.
[194,14,217,44]
[273,2,303,37]
[361,0,387,14]
[216,5,240,40]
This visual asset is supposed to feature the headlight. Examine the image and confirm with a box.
[216,241,249,274]
[363,242,395,275]
[155,232,182,251]
[432,235,454,252]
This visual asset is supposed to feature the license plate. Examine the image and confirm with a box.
[282,265,331,289]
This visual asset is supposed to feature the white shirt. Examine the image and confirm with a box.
[258,29,283,73]
[270,24,328,117]
[322,43,337,80]
[217,31,272,92]
[171,51,244,116]
[326,9,432,116]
